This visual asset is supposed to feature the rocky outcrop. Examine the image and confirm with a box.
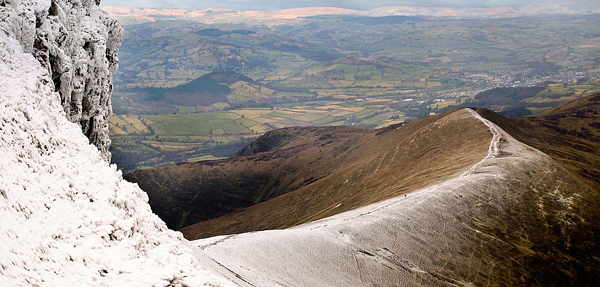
[0,1,233,285]
[2,0,123,161]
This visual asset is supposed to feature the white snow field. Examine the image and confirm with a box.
[191,108,587,286]
[0,1,233,286]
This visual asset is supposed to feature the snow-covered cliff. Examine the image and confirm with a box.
[0,1,232,286]
[3,0,121,161]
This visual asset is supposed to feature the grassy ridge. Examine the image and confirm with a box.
[124,109,492,235]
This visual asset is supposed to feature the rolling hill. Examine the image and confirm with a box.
[126,95,600,240]
[103,4,600,25]
[140,71,254,106]
[190,106,598,286]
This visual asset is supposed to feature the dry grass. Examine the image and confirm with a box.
[170,109,492,239]
[128,95,600,246]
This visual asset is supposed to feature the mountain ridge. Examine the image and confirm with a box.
[126,108,493,237]
[126,95,600,241]
[189,105,599,286]
[123,94,600,285]
[478,94,600,189]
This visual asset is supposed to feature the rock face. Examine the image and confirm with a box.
[3,0,123,161]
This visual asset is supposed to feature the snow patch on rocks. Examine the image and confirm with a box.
[2,0,122,161]
[0,1,233,286]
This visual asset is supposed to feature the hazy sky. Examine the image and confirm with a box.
[99,0,579,11]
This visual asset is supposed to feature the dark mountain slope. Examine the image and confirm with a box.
[125,126,369,230]
[124,97,600,285]
[468,94,600,286]
[126,109,493,238]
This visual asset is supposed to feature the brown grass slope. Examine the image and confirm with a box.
[475,94,600,285]
[126,109,491,238]
[177,109,492,239]
[122,96,600,285]
[125,125,369,230]
[194,111,600,286]
[478,94,600,189]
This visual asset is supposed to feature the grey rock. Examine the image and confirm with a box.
[5,0,123,161]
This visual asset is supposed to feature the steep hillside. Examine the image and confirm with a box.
[126,109,493,238]
[478,94,600,189]
[125,126,370,229]
[191,107,600,286]
[0,1,231,286]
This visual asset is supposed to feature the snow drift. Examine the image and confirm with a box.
[0,1,231,286]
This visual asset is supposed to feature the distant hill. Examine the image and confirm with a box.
[475,86,546,105]
[140,71,252,106]
[304,15,423,25]
[343,15,423,25]
[103,4,600,25]
[437,84,584,116]
[205,70,254,85]
[195,28,256,37]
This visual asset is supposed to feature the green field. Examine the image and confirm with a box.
[110,78,600,172]
[109,100,402,171]
[113,14,600,117]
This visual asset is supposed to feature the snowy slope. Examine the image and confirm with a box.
[0,1,233,286]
